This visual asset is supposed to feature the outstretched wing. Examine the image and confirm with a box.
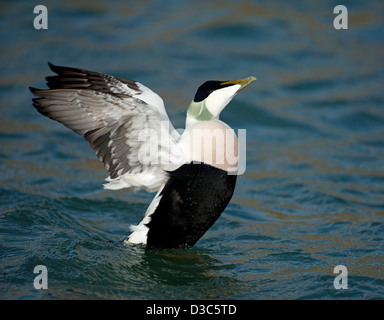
[30,63,182,191]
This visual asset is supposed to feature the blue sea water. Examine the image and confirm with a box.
[1,0,384,300]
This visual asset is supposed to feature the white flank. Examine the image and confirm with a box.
[124,185,165,245]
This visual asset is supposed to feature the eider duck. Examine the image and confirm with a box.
[30,63,255,249]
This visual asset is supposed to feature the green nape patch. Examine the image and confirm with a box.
[187,101,214,121]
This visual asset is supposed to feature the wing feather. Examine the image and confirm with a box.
[30,63,182,191]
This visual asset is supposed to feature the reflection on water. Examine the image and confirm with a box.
[1,0,384,299]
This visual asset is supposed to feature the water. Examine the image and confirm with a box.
[1,0,384,300]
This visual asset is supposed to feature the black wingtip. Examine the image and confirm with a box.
[48,62,58,73]
[29,86,39,94]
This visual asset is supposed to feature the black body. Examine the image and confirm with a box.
[146,162,237,249]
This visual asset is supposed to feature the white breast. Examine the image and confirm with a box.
[180,120,239,173]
